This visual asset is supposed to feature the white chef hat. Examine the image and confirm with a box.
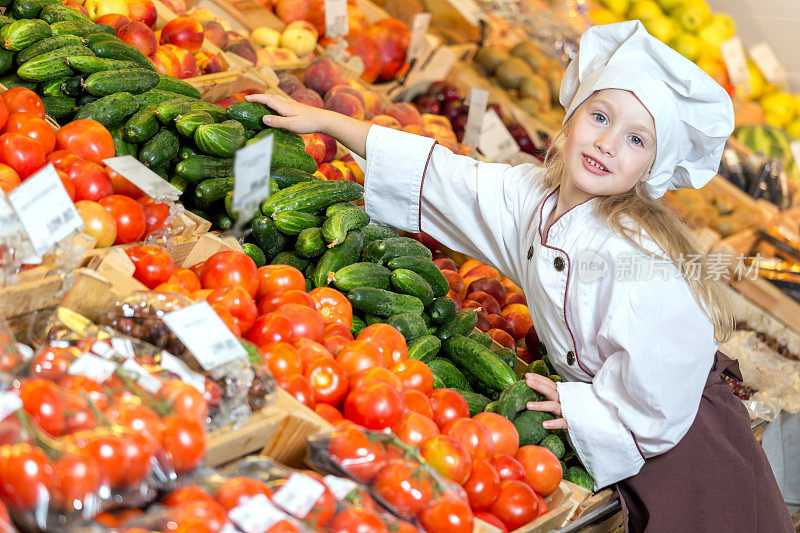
[559,20,734,198]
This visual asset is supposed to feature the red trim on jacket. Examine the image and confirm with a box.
[418,141,438,232]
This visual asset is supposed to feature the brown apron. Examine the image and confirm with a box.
[615,352,794,532]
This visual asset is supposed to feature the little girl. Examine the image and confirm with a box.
[248,21,792,531]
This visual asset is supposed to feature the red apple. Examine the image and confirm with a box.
[160,16,204,53]
[117,21,157,57]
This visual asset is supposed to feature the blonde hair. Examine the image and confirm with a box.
[542,123,734,341]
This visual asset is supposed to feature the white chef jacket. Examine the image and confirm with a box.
[363,126,718,488]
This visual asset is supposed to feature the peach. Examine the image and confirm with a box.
[304,58,342,97]
[504,312,533,340]
[202,20,228,49]
[463,301,491,331]
[95,13,130,31]
[438,139,469,156]
[117,21,157,57]
[225,41,257,65]
[324,91,365,120]
[402,124,431,137]
[315,162,343,181]
[346,31,380,83]
[318,133,337,163]
[422,114,453,130]
[386,102,422,127]
[467,278,506,307]
[290,87,323,108]
[434,258,457,271]
[251,27,281,48]
[226,31,246,44]
[505,293,526,306]
[65,3,90,17]
[371,114,401,129]
[278,73,304,95]
[127,0,156,28]
[194,50,225,74]
[331,160,356,182]
[188,8,216,22]
[463,264,502,282]
[159,0,186,14]
[274,0,324,34]
[517,347,532,364]
[344,160,364,185]
[525,326,540,355]
[163,44,198,78]
[488,328,516,351]
[501,303,529,317]
[366,24,407,82]
[441,270,466,301]
[160,17,204,53]
[347,8,368,34]
[84,0,128,20]
[460,259,484,278]
[280,20,318,57]
[487,314,515,337]
[501,277,524,296]
[465,291,501,316]
[347,81,382,118]
[371,17,410,47]
[256,48,298,68]
[149,46,181,78]
[301,133,326,164]
[325,84,365,109]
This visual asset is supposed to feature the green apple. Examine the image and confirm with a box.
[670,32,702,61]
[641,16,679,43]
[627,0,663,20]
[655,0,687,13]
[671,0,711,32]
[599,0,630,17]
[697,21,727,48]
[709,13,736,40]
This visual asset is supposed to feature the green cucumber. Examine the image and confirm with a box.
[497,379,542,421]
[385,313,427,342]
[226,100,274,130]
[135,88,190,106]
[468,330,493,348]
[64,55,138,74]
[0,73,37,90]
[110,125,138,157]
[387,256,449,297]
[514,410,553,446]
[10,0,58,19]
[156,97,192,123]
[330,262,391,292]
[539,434,565,460]
[270,251,311,272]
[74,91,139,127]
[83,68,159,95]
[565,467,594,490]
[60,75,83,97]
[313,230,364,288]
[123,104,158,143]
[526,360,549,377]
[88,38,155,70]
[453,389,491,416]
[351,315,367,338]
[49,20,98,37]
[2,20,51,51]
[82,33,116,46]
[250,215,290,262]
[295,227,325,258]
[212,211,233,230]
[390,268,434,306]
[436,309,478,341]
[428,297,457,326]
[242,243,267,268]
[175,111,214,138]
[154,73,200,99]
[407,334,441,363]
[441,334,517,393]
[194,177,234,210]
[174,155,233,184]
[273,211,324,235]
[271,145,317,173]
[322,204,370,245]
[194,119,246,158]
[362,237,432,264]
[432,373,446,390]
[17,45,93,81]
[178,144,199,160]
[362,224,398,245]
[250,126,304,150]
[429,359,471,390]
[346,287,424,317]
[138,128,178,169]
[492,345,517,369]
[41,95,75,119]
[16,34,84,64]
[0,48,12,77]
[40,77,67,96]
[39,4,89,23]
[261,179,364,217]
[484,401,499,413]
[271,166,321,189]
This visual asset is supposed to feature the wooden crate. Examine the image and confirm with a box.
[205,403,290,467]
[189,69,283,101]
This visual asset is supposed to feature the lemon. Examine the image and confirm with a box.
[641,16,679,43]
[598,0,629,17]
[670,32,703,61]
[671,0,711,32]
[627,0,663,20]
[760,92,797,128]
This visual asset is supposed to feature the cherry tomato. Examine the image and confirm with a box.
[357,324,408,366]
[99,194,146,244]
[328,507,388,533]
[0,132,45,179]
[464,458,501,511]
[126,245,175,289]
[443,418,494,460]
[164,485,216,507]
[137,196,170,237]
[83,433,127,487]
[0,443,53,509]
[328,425,386,482]
[490,480,539,531]
[488,454,526,483]
[29,346,75,381]
[473,412,520,456]
[214,476,273,511]
[309,287,353,328]
[169,268,201,292]
[403,389,433,418]
[419,435,472,484]
[113,403,164,444]
[473,512,508,532]
[159,381,208,424]
[2,88,44,118]
[280,373,316,409]
[259,342,303,381]
[276,303,324,342]
[315,403,344,425]
[392,410,439,447]
[173,499,229,532]
[18,378,65,436]
[55,119,114,163]
[0,499,10,531]
[57,169,75,200]
[304,356,349,406]
[64,392,97,433]
[418,499,473,533]
[343,382,403,430]
[515,445,563,496]
[119,431,156,486]
[206,285,257,332]
[0,163,19,193]
[258,288,314,315]
[161,415,205,473]
[59,375,108,411]
[335,339,384,375]
[5,112,55,153]
[66,159,113,201]
[245,312,293,345]
[429,388,470,429]
[285,471,336,527]
[390,359,434,394]
[76,200,117,247]
[202,251,258,297]
[372,459,435,518]
[256,264,305,300]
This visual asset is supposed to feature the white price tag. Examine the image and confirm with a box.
[789,141,800,167]
[272,473,326,519]
[0,392,22,423]
[121,359,162,394]
[229,494,287,533]
[163,302,247,371]
[0,196,23,242]
[444,0,483,26]
[103,156,181,201]
[159,351,206,393]
[748,42,787,86]
[323,475,358,500]
[405,13,432,63]
[111,338,136,359]
[324,0,348,38]
[8,164,83,256]
[233,133,274,212]
[68,353,118,383]
[720,37,749,87]
[478,110,520,162]
[462,88,489,148]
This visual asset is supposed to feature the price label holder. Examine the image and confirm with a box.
[7,164,83,256]
[229,494,288,533]
[233,133,274,215]
[121,359,162,394]
[325,0,349,39]
[0,391,22,423]
[720,37,749,87]
[163,301,247,371]
[749,42,787,86]
[462,88,489,148]
[104,155,181,202]
[323,475,357,500]
[272,473,325,519]
[68,353,118,383]
[159,351,206,393]
[479,110,520,162]
[444,0,483,26]
[406,13,432,64]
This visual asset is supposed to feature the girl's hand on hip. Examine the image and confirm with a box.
[245,93,332,134]
[525,373,567,430]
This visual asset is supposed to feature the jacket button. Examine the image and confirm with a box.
[567,351,575,366]
[527,246,534,260]
[554,256,565,271]
[538,342,547,356]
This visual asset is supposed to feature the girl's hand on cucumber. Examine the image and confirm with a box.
[245,93,332,134]
[525,373,567,430]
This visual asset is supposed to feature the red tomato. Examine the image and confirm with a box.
[59,375,107,410]
[245,312,294,345]
[443,418,494,460]
[324,334,350,356]
[473,512,508,532]
[99,194,146,244]
[276,303,324,342]
[29,346,75,381]
[392,410,438,447]
[114,403,165,444]
[210,303,241,337]
[82,433,127,487]
[202,251,259,297]
[280,373,316,409]
[418,499,473,533]
[315,403,344,425]
[488,454,526,483]
[328,507,388,533]
[18,378,65,436]
[0,163,19,192]
[158,381,208,424]
[473,412,520,456]
[534,490,548,517]
[344,382,403,430]
[119,431,155,486]
[403,389,433,418]
[328,425,386,482]
[47,150,82,171]
[108,166,144,197]
[0,94,7,131]
[169,268,201,292]
[5,112,55,153]
[419,435,472,484]
[259,289,315,315]
[125,245,175,289]
[429,388,470,429]
[0,443,53,509]
[67,160,113,202]
[372,459,435,518]
[256,264,305,299]
[390,359,434,394]
[349,366,403,393]
[294,338,332,366]
[55,119,114,163]
[490,480,539,531]
[309,287,353,328]
[515,445,563,496]
[161,415,205,473]
[76,200,117,247]
[323,322,354,342]
[137,197,170,237]
[2,88,44,118]
[259,342,303,380]
[214,476,272,511]
[173,500,229,532]
[206,285,257,332]
[0,133,45,178]
[464,459,501,511]
[304,356,349,406]
[357,324,408,366]
[335,339,384,375]
[164,485,216,507]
